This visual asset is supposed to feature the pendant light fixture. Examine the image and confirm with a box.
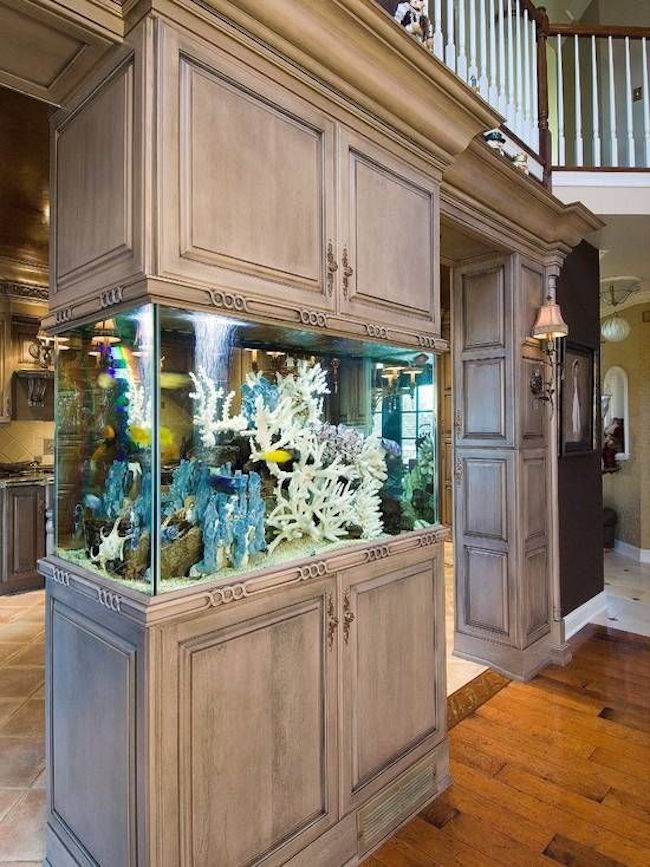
[600,278,639,343]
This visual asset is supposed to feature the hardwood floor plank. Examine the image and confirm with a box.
[589,745,650,783]
[372,839,442,867]
[506,679,606,717]
[598,704,650,734]
[451,720,611,803]
[602,788,650,826]
[496,764,650,850]
[541,664,650,710]
[474,703,594,758]
[543,833,627,867]
[449,760,650,866]
[397,817,504,867]
[446,734,506,777]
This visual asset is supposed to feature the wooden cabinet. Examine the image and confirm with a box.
[337,128,440,336]
[1,484,45,593]
[0,314,9,422]
[157,577,339,867]
[340,546,446,814]
[158,25,337,316]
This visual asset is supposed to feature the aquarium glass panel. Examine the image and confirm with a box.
[55,305,154,593]
[155,307,438,592]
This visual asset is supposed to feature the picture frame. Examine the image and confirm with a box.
[560,342,596,455]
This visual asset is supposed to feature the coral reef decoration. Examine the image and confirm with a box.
[89,516,128,571]
[245,361,388,551]
[189,367,249,447]
[403,432,437,527]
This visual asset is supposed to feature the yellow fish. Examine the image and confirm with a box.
[128,425,176,451]
[159,372,191,390]
[257,448,295,464]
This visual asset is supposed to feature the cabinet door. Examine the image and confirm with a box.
[338,128,440,337]
[159,24,337,316]
[341,546,445,814]
[2,485,45,592]
[159,578,338,867]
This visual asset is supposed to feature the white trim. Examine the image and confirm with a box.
[563,591,607,640]
[552,171,650,187]
[614,539,650,564]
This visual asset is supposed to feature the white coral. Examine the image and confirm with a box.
[189,367,249,447]
[89,516,127,570]
[126,381,151,429]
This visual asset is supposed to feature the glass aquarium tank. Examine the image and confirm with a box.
[55,304,438,594]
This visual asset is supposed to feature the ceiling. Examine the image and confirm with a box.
[0,86,49,287]
[591,215,650,311]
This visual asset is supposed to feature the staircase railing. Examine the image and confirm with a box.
[548,22,650,169]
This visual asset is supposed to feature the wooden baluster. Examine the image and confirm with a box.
[523,6,531,145]
[641,36,650,166]
[489,0,498,105]
[469,0,478,87]
[433,0,444,59]
[536,8,550,178]
[591,35,601,167]
[507,0,516,128]
[479,0,489,98]
[515,0,524,138]
[574,34,584,165]
[608,35,619,166]
[625,36,636,167]
[458,0,468,80]
[557,34,566,164]
[531,12,540,153]
[446,0,456,71]
[498,0,506,114]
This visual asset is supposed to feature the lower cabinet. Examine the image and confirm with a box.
[1,484,45,594]
[341,548,447,816]
[43,541,449,867]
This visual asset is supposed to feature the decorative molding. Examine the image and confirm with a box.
[99,285,124,308]
[298,561,328,579]
[326,240,338,296]
[299,309,328,327]
[208,289,248,312]
[341,246,353,296]
[0,281,48,301]
[55,308,72,325]
[365,323,388,339]
[50,567,71,587]
[343,587,355,644]
[97,586,122,613]
[613,539,650,564]
[363,545,390,562]
[417,334,437,348]
[447,669,510,728]
[563,590,607,640]
[327,592,338,649]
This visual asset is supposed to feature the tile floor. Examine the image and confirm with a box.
[0,589,46,866]
[443,542,488,695]
[594,549,650,637]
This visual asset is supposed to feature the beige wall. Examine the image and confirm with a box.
[0,418,54,465]
[601,304,650,550]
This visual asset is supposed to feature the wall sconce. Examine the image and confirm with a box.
[529,277,569,408]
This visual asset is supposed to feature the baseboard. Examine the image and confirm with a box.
[613,539,650,564]
[563,590,607,640]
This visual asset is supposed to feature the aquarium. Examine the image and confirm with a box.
[55,304,439,594]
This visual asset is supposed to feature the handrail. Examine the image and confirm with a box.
[548,23,650,40]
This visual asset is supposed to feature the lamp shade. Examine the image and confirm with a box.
[601,313,631,342]
[532,296,569,341]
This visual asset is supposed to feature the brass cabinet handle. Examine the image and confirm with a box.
[327,593,339,649]
[343,589,355,644]
[342,246,353,297]
[326,241,338,296]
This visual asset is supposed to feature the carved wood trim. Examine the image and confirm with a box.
[39,525,450,626]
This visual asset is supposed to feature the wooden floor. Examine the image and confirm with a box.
[371,625,650,867]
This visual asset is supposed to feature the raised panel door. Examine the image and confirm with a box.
[341,546,445,814]
[2,484,45,592]
[338,128,440,337]
[159,26,337,316]
[159,579,338,867]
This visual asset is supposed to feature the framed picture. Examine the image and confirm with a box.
[560,342,596,455]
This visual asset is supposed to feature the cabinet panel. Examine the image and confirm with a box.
[341,547,445,813]
[464,546,509,635]
[160,27,336,311]
[2,484,45,592]
[339,129,439,335]
[164,581,338,867]
[53,57,138,301]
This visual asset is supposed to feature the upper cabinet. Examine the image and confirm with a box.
[49,20,442,341]
[158,27,337,316]
[338,129,440,338]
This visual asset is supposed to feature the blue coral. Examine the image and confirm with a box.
[102,461,130,519]
[241,375,279,422]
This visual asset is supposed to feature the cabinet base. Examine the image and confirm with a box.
[454,630,553,681]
